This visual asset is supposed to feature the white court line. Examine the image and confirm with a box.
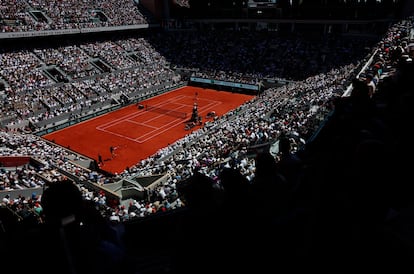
[96,95,187,130]
[98,127,140,142]
[136,116,186,143]
[141,103,188,124]
[136,101,222,143]
[97,109,147,130]
[96,96,222,143]
[126,120,159,129]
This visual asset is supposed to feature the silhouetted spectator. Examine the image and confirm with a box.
[250,151,289,218]
[24,179,129,274]
[277,136,304,194]
[173,172,225,273]
[219,167,250,208]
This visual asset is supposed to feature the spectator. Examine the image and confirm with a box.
[365,73,377,98]
[34,179,128,274]
[276,136,304,193]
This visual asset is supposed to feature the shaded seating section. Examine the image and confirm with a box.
[0,0,150,33]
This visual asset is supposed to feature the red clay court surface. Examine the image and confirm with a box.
[42,86,255,174]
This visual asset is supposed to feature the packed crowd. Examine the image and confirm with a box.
[0,36,179,129]
[0,17,412,229]
[1,30,373,131]
[0,0,149,32]
[0,10,412,273]
[148,30,372,81]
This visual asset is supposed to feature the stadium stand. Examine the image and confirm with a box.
[1,1,414,273]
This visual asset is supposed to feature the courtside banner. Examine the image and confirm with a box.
[190,77,259,91]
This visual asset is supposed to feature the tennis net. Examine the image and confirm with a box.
[145,105,187,119]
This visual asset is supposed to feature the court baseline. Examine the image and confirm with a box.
[96,96,222,143]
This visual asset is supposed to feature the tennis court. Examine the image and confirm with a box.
[42,86,255,174]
